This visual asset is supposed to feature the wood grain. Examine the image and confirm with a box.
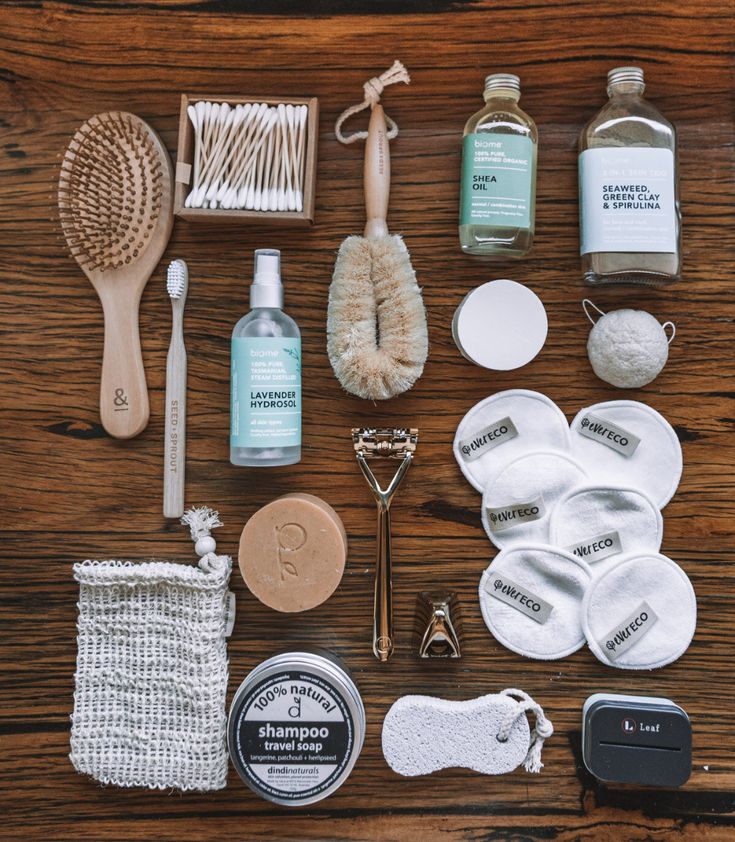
[1,1,734,839]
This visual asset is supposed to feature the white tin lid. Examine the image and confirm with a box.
[452,279,547,371]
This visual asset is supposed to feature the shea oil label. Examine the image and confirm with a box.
[460,133,534,228]
[230,670,355,802]
[231,337,301,449]
[579,147,677,255]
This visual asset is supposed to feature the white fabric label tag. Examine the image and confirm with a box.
[486,496,546,533]
[600,600,658,660]
[578,412,641,457]
[224,591,236,637]
[458,416,519,462]
[565,530,623,564]
[485,571,553,624]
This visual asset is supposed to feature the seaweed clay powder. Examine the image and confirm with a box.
[228,650,365,805]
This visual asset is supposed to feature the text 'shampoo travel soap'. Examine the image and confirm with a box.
[230,249,301,467]
[459,73,538,257]
[228,650,365,805]
[579,67,681,286]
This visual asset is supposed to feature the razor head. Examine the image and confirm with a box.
[352,428,418,457]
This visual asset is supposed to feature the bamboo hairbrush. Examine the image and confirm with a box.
[59,111,174,439]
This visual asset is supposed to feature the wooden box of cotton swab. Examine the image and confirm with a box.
[174,94,318,224]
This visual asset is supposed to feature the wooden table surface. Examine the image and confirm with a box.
[2,1,734,839]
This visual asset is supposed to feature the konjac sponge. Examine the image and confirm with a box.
[586,305,674,389]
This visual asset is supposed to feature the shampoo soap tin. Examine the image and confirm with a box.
[228,649,365,806]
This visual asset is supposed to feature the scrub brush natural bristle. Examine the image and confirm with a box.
[327,63,428,401]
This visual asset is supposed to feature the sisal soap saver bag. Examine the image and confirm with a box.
[70,508,233,792]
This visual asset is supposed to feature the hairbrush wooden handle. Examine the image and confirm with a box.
[363,104,390,238]
[98,286,149,439]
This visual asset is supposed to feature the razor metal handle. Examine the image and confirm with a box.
[356,450,413,662]
[374,500,393,662]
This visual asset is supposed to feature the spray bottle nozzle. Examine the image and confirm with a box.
[250,248,283,308]
[254,249,281,284]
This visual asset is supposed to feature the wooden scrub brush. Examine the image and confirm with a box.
[328,62,428,401]
[59,111,174,439]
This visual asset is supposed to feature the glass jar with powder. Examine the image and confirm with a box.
[578,67,681,285]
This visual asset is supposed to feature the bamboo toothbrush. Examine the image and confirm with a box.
[163,259,188,518]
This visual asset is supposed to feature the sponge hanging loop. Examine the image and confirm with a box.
[582,298,606,325]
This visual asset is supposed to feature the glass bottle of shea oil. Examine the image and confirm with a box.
[230,249,301,467]
[579,67,681,285]
[459,74,538,257]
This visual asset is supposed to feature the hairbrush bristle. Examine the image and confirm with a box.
[167,259,188,299]
[58,112,165,272]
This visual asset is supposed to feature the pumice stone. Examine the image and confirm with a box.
[584,300,675,389]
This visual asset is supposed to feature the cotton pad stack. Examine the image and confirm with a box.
[455,391,696,669]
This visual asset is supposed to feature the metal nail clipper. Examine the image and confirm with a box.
[352,428,418,662]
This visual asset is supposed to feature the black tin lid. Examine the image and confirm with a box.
[582,693,691,788]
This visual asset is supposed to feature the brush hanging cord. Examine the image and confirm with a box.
[328,61,429,402]
[334,60,410,144]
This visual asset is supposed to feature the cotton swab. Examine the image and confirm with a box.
[185,100,307,214]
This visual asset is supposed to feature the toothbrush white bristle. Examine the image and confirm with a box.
[167,259,188,298]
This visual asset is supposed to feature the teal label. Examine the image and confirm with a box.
[460,133,534,228]
[230,337,301,449]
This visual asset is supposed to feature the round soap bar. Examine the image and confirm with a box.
[452,279,547,370]
[239,493,347,613]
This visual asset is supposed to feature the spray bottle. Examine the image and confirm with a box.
[230,249,301,467]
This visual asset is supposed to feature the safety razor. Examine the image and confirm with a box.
[352,427,418,662]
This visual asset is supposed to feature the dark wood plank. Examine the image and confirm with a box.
[1,0,734,838]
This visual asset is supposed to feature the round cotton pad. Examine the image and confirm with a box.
[582,553,696,670]
[549,485,663,572]
[479,545,593,660]
[481,451,588,549]
[454,390,571,493]
[452,279,548,370]
[570,400,682,508]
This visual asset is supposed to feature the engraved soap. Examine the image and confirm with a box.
[238,493,347,612]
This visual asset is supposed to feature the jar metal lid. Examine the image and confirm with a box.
[452,279,547,371]
[484,73,521,94]
[607,66,645,92]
